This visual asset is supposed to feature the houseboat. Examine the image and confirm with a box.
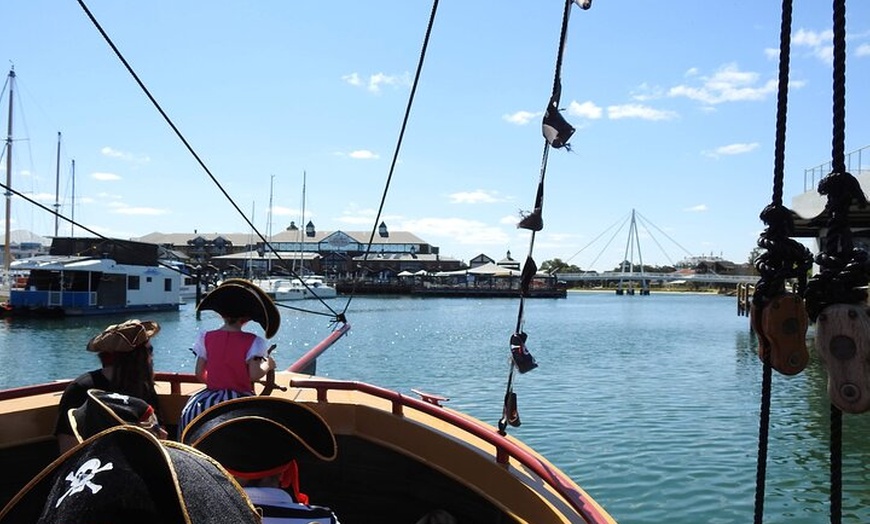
[2,237,181,316]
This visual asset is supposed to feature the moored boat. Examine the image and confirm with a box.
[2,237,181,317]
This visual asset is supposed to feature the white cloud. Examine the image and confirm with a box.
[567,100,603,119]
[856,43,870,57]
[685,204,708,212]
[341,73,362,87]
[448,190,507,204]
[668,63,778,105]
[100,146,150,163]
[91,172,122,181]
[399,217,510,247]
[503,110,540,125]
[349,150,379,160]
[269,205,300,217]
[607,104,677,120]
[22,192,55,203]
[712,142,759,156]
[343,72,411,93]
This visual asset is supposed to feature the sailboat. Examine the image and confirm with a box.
[253,172,338,301]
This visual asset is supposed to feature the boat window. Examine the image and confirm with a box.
[164,278,172,292]
[128,276,140,290]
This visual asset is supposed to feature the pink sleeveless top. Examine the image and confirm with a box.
[203,330,257,393]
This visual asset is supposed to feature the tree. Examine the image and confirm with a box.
[541,258,581,273]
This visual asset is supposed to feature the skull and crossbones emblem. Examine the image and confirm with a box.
[55,458,114,507]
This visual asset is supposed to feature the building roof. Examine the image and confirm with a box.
[134,230,431,247]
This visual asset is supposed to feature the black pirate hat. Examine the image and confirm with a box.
[180,396,337,477]
[68,389,162,443]
[0,426,259,524]
[197,279,280,339]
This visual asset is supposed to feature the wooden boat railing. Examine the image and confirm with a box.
[0,369,608,523]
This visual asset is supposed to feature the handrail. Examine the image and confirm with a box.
[0,371,610,523]
[289,377,609,524]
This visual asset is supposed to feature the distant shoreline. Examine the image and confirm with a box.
[567,288,723,295]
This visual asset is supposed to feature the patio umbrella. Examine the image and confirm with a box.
[196,279,281,338]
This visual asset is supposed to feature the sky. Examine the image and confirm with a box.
[1,1,869,272]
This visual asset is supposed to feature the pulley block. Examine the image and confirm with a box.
[815,303,870,414]
[750,293,809,376]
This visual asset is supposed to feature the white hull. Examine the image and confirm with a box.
[254,276,337,301]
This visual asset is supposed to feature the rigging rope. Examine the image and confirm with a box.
[803,3,869,523]
[499,0,588,435]
[75,0,341,319]
[340,0,440,318]
[751,2,798,520]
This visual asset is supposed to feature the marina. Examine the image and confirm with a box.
[1,293,869,523]
[1,0,869,522]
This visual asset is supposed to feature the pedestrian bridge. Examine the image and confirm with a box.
[555,271,759,285]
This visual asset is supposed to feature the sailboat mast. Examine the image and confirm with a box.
[3,67,15,274]
[300,171,306,274]
[267,175,274,274]
[53,132,61,237]
[70,159,76,237]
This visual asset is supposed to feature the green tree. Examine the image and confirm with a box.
[541,258,581,273]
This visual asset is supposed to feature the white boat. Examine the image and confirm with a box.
[254,275,337,301]
[1,237,181,316]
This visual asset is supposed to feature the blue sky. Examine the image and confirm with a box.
[2,1,869,271]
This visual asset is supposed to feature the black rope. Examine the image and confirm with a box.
[341,0,440,316]
[75,0,341,318]
[0,181,194,280]
[801,2,867,523]
[500,0,585,433]
[750,2,812,521]
[830,404,843,524]
[754,349,773,524]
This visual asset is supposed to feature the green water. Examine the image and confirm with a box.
[1,292,868,523]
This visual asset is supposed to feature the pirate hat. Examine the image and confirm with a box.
[0,425,259,524]
[86,319,160,353]
[197,279,280,339]
[181,396,337,477]
[68,389,161,443]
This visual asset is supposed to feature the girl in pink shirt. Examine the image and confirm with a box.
[178,315,275,436]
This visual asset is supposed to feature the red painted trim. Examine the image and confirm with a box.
[286,323,351,373]
[0,367,610,523]
[289,377,610,523]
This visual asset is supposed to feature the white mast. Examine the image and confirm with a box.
[53,132,61,237]
[300,171,306,275]
[267,174,274,274]
[69,159,76,237]
[4,67,15,274]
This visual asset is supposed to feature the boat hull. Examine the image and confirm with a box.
[0,371,616,523]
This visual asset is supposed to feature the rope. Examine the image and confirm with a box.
[753,350,772,524]
[801,2,866,523]
[750,2,811,522]
[76,0,342,318]
[830,404,842,524]
[340,0,440,316]
[500,0,583,433]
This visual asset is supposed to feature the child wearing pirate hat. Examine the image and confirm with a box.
[55,319,165,454]
[178,280,280,437]
[181,396,340,524]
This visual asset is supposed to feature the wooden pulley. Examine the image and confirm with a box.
[815,303,870,414]
[750,293,809,376]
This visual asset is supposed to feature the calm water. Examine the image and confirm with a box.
[2,292,869,524]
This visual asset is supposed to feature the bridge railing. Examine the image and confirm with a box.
[555,271,759,284]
